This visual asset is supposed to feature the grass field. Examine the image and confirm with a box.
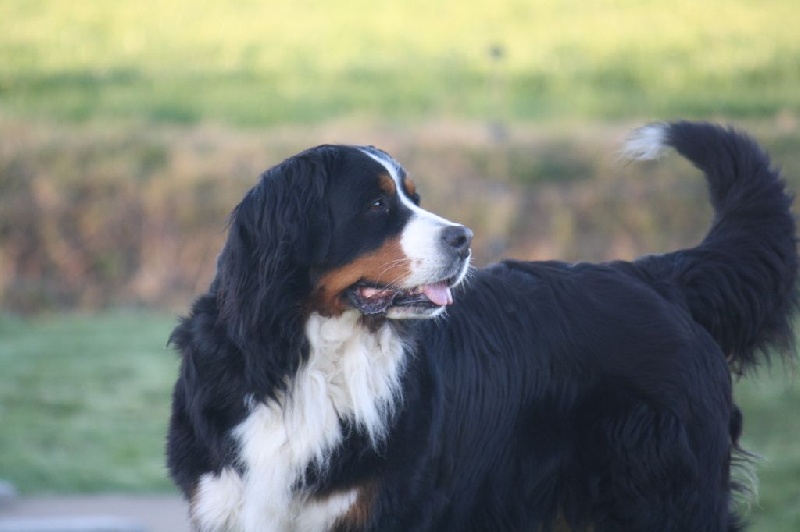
[0,312,178,493]
[0,312,798,529]
[1,0,799,125]
[736,371,800,530]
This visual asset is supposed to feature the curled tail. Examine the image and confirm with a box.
[624,121,798,372]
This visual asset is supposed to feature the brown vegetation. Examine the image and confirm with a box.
[2,118,798,313]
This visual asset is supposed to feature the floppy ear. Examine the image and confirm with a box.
[213,148,332,398]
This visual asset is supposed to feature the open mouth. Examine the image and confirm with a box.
[345,279,456,316]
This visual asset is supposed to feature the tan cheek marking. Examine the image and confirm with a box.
[402,177,417,198]
[378,173,396,196]
[310,238,410,316]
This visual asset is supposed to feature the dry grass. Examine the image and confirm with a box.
[3,117,800,312]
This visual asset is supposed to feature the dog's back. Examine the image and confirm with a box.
[420,122,797,531]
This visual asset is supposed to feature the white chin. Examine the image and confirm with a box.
[385,305,446,320]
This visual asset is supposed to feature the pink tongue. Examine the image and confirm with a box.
[422,283,453,306]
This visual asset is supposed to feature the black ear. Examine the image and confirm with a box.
[213,148,332,397]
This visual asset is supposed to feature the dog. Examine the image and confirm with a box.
[167,122,797,531]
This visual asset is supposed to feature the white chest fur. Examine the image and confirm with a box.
[191,311,407,532]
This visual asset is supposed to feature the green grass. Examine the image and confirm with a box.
[735,373,800,530]
[0,311,179,493]
[1,0,799,125]
[1,312,799,529]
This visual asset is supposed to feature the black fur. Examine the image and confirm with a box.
[167,123,797,531]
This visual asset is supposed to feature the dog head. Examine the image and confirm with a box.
[214,145,472,340]
[312,146,472,319]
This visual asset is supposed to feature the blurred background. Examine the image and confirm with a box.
[1,0,798,529]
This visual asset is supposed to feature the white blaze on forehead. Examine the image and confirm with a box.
[357,147,462,286]
[357,147,453,223]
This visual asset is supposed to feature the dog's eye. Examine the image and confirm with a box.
[369,198,388,213]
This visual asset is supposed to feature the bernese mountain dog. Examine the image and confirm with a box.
[167,122,798,531]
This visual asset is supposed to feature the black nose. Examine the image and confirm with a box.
[442,225,473,258]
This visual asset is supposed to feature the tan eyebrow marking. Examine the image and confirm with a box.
[378,173,396,196]
[402,177,417,198]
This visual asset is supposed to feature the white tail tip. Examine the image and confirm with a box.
[621,123,670,160]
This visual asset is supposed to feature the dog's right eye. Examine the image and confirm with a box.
[368,198,388,213]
